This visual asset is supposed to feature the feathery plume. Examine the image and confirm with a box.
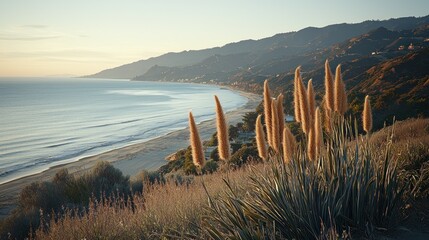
[189,112,205,168]
[325,59,335,111]
[277,93,285,143]
[298,74,310,134]
[283,126,296,163]
[323,98,332,133]
[334,64,344,114]
[307,79,316,123]
[294,67,302,123]
[363,95,373,133]
[271,98,281,152]
[307,124,316,161]
[315,107,324,157]
[214,95,230,160]
[263,80,273,145]
[255,115,268,160]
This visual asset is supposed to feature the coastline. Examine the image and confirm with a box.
[0,87,261,218]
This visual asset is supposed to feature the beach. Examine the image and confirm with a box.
[0,88,261,218]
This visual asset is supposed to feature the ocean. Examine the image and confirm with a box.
[0,78,247,184]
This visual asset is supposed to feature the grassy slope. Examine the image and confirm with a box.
[32,118,429,239]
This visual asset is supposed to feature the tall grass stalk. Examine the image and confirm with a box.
[189,112,205,168]
[214,95,230,160]
[271,98,281,153]
[255,115,268,161]
[307,124,316,161]
[315,107,323,158]
[363,95,373,133]
[277,93,285,143]
[282,126,296,163]
[264,80,273,146]
[324,100,333,133]
[297,71,310,134]
[325,59,334,111]
[307,79,316,123]
[334,64,344,114]
[294,67,302,123]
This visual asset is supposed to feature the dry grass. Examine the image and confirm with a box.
[31,118,429,239]
[34,164,260,240]
[370,118,429,198]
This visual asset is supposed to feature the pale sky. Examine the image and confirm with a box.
[1,0,428,77]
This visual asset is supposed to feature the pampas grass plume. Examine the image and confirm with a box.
[263,80,273,146]
[323,98,332,133]
[307,79,316,123]
[334,64,344,114]
[294,67,302,123]
[277,93,285,143]
[282,126,296,163]
[188,112,205,168]
[307,125,316,161]
[271,98,281,152]
[363,95,373,133]
[325,59,334,111]
[214,95,230,160]
[298,74,310,134]
[255,115,268,160]
[315,107,324,157]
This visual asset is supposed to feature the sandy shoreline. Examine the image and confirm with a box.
[0,87,261,218]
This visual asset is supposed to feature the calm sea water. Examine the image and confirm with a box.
[0,78,247,184]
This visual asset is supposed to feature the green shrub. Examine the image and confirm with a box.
[164,170,194,185]
[203,160,219,174]
[0,161,132,239]
[229,145,259,167]
[210,147,219,161]
[130,170,163,193]
[184,150,197,175]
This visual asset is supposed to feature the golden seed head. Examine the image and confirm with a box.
[294,67,302,123]
[363,95,373,133]
[263,80,273,145]
[214,95,230,161]
[277,93,285,143]
[188,112,205,168]
[283,126,296,163]
[271,99,281,152]
[334,64,344,114]
[307,79,316,124]
[315,107,324,157]
[325,59,334,111]
[297,74,310,134]
[255,115,268,161]
[307,124,316,161]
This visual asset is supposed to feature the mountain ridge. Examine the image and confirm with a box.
[84,15,429,79]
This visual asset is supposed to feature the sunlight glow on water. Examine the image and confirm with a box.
[0,78,247,184]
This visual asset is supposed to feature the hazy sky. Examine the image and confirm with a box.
[1,0,428,77]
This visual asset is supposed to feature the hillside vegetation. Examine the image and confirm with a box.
[2,62,428,239]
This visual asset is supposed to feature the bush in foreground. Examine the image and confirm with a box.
[203,119,403,239]
[0,161,130,239]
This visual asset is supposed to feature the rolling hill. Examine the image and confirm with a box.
[86,16,429,128]
[85,16,429,80]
